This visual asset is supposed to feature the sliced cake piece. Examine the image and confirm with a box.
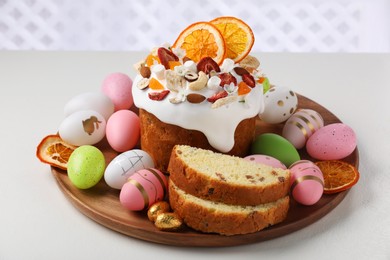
[169,180,289,236]
[168,145,290,205]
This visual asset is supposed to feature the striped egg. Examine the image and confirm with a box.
[282,109,324,149]
[119,168,167,211]
[289,160,324,206]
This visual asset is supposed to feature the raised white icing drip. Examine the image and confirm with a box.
[132,72,264,153]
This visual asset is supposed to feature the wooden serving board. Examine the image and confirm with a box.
[51,94,359,247]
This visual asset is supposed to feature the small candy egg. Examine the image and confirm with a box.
[251,133,300,167]
[104,149,155,189]
[64,92,114,121]
[306,123,357,160]
[102,72,133,111]
[59,110,106,146]
[147,201,171,222]
[282,109,324,149]
[289,160,324,205]
[244,154,287,169]
[119,168,167,211]
[106,110,140,152]
[67,145,105,189]
[154,212,183,231]
[259,86,298,124]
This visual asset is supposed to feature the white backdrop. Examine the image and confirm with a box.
[0,0,389,52]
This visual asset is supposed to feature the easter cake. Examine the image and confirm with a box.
[132,17,266,172]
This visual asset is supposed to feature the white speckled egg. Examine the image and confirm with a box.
[306,123,357,160]
[104,149,155,189]
[59,110,106,146]
[259,86,298,124]
[282,109,324,149]
[64,92,114,121]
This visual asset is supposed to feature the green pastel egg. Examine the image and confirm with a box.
[67,145,105,189]
[251,133,300,167]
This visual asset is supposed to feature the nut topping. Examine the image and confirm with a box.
[136,78,150,90]
[187,93,206,104]
[184,71,198,82]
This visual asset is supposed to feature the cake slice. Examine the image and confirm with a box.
[168,145,290,205]
[169,180,289,236]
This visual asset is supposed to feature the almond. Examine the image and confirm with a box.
[187,93,206,104]
[233,67,249,76]
[140,64,151,78]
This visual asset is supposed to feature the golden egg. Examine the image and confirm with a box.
[154,212,183,231]
[147,201,171,222]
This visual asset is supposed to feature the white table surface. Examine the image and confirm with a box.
[0,51,389,259]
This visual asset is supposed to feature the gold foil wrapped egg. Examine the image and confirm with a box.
[147,201,171,222]
[154,212,183,231]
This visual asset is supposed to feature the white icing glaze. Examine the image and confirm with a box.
[132,68,264,153]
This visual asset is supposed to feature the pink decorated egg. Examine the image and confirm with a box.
[306,123,357,160]
[106,110,140,152]
[119,168,167,211]
[102,72,133,111]
[282,109,324,149]
[289,160,324,206]
[244,154,287,169]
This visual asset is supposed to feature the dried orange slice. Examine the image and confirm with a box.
[315,160,360,194]
[36,134,77,170]
[172,21,226,64]
[210,16,254,63]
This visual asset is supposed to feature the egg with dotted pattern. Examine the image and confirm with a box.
[259,86,298,124]
[244,154,287,169]
[67,145,106,189]
[306,123,357,160]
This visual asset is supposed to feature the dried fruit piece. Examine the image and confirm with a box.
[137,78,150,90]
[169,60,182,70]
[238,81,251,95]
[210,16,255,62]
[184,71,198,82]
[145,54,160,67]
[207,90,228,103]
[315,160,360,194]
[211,95,238,109]
[36,134,77,170]
[242,73,256,88]
[158,47,179,70]
[172,21,226,64]
[187,93,206,104]
[165,70,186,92]
[197,57,221,75]
[188,71,208,91]
[154,212,183,231]
[218,73,237,87]
[148,90,170,101]
[182,56,192,63]
[149,77,165,90]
